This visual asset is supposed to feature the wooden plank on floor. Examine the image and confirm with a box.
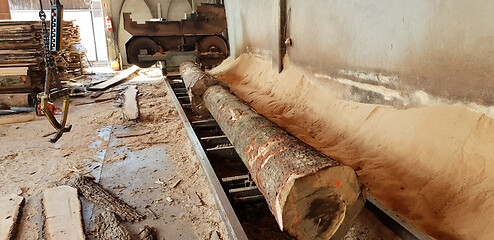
[88,65,139,91]
[115,130,151,138]
[0,93,29,107]
[43,186,85,240]
[123,85,139,121]
[0,195,24,240]
[0,115,35,125]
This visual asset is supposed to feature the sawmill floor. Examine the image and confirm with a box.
[0,66,398,240]
[0,68,227,239]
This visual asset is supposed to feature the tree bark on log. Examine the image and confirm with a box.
[203,85,365,239]
[62,176,144,222]
[94,211,132,240]
[179,61,224,116]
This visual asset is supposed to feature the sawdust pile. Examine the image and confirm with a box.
[211,54,494,239]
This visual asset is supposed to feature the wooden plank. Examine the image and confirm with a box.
[0,67,28,76]
[0,195,24,240]
[123,85,139,121]
[88,65,139,91]
[0,115,34,125]
[0,93,29,107]
[43,186,85,240]
[115,130,151,138]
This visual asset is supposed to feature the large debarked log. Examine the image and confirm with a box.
[203,85,365,239]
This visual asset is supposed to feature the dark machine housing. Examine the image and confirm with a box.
[124,3,229,71]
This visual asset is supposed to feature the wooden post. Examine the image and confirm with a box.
[203,85,365,239]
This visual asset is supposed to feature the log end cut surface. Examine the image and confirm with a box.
[279,166,365,240]
[43,186,85,240]
[0,195,24,240]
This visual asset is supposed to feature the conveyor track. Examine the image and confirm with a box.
[164,74,432,240]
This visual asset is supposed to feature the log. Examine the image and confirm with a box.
[0,195,24,240]
[0,93,30,107]
[94,211,132,240]
[42,186,85,240]
[62,175,144,222]
[123,85,139,121]
[179,61,223,116]
[203,85,365,240]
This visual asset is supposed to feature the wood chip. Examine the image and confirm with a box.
[94,211,131,240]
[115,130,151,138]
[189,192,203,206]
[171,179,181,188]
[138,225,157,240]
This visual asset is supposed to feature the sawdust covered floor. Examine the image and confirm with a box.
[0,68,227,239]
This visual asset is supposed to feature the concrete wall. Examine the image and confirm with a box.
[224,0,494,110]
[225,0,280,65]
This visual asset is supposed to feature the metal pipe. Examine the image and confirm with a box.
[192,0,197,13]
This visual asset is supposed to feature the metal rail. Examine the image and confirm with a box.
[164,76,248,240]
[164,74,432,240]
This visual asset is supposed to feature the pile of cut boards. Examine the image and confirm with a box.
[0,20,85,94]
[0,175,157,240]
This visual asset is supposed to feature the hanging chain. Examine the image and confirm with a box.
[39,1,55,71]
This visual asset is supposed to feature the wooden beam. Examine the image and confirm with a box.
[88,65,139,91]
[0,195,24,240]
[0,93,30,107]
[123,85,139,121]
[0,115,35,125]
[0,67,28,76]
[203,85,365,240]
[43,186,85,240]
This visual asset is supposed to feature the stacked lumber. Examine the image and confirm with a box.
[0,21,43,92]
[0,20,85,93]
[55,21,85,79]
